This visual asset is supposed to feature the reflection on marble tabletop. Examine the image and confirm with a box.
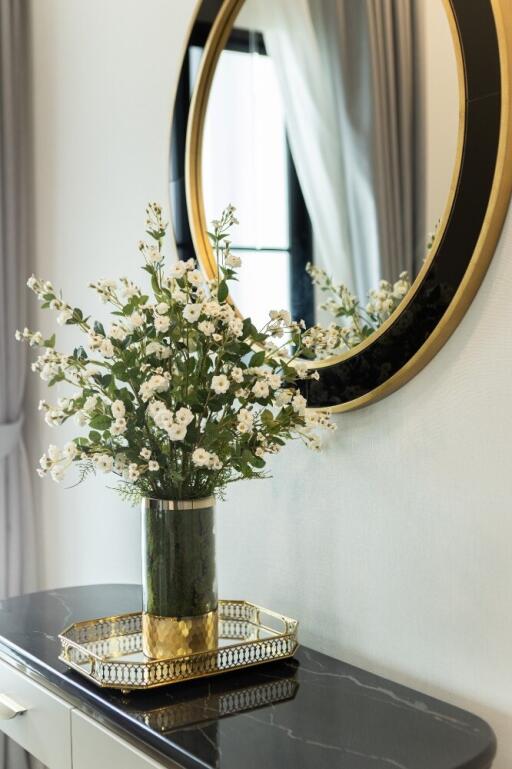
[0,585,496,769]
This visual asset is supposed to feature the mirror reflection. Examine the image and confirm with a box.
[198,0,459,352]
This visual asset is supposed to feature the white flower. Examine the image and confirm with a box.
[130,311,145,328]
[88,332,102,350]
[187,269,202,286]
[39,454,51,470]
[84,395,98,412]
[198,320,215,336]
[45,409,64,427]
[275,389,293,406]
[140,448,151,460]
[148,460,159,472]
[48,444,61,461]
[63,442,78,459]
[147,399,166,417]
[235,388,249,399]
[111,400,125,418]
[114,453,128,472]
[268,373,282,390]
[121,280,139,300]
[292,393,307,414]
[100,339,114,357]
[168,423,187,441]
[231,367,244,383]
[209,453,222,470]
[203,301,221,318]
[111,418,127,436]
[154,314,170,333]
[139,382,152,401]
[172,288,187,304]
[211,374,229,394]
[175,407,194,426]
[192,448,210,467]
[228,318,243,337]
[57,308,73,325]
[146,245,161,264]
[75,411,88,426]
[252,380,269,399]
[236,408,253,434]
[94,454,113,473]
[27,275,37,290]
[225,253,242,268]
[156,302,169,314]
[51,466,65,483]
[183,303,202,323]
[269,309,291,325]
[128,463,140,481]
[170,261,187,279]
[148,374,169,393]
[294,362,309,380]
[109,324,128,341]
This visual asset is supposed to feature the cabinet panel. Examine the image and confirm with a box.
[72,711,178,769]
[0,659,72,769]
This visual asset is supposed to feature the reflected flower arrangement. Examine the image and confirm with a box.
[305,263,412,357]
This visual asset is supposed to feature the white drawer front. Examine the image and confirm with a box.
[72,711,177,769]
[0,658,72,769]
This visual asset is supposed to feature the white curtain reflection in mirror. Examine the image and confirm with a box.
[251,0,425,302]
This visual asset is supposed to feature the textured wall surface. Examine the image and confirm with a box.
[29,1,512,765]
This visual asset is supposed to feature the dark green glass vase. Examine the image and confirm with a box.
[141,497,217,659]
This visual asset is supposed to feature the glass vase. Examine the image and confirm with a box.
[141,496,217,659]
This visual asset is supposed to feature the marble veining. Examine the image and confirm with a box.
[0,585,496,769]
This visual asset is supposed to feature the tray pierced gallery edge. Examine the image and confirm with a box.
[58,600,299,691]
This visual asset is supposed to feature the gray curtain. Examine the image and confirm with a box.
[0,0,39,766]
[260,0,425,300]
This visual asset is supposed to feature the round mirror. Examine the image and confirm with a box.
[198,0,460,357]
[176,0,511,410]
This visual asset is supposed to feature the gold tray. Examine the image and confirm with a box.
[59,600,299,691]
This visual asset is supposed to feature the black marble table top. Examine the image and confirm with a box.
[0,585,496,769]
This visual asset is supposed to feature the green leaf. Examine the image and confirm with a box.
[242,318,258,339]
[241,449,256,467]
[88,431,101,444]
[94,321,105,336]
[249,350,265,367]
[74,346,87,361]
[151,274,160,294]
[44,334,56,349]
[217,280,229,302]
[89,415,111,430]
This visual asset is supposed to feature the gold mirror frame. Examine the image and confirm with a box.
[181,0,512,412]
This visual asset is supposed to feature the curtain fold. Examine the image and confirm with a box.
[256,0,424,301]
[0,1,38,765]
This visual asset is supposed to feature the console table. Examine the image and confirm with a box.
[0,585,496,768]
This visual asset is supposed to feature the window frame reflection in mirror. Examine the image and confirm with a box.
[170,20,315,328]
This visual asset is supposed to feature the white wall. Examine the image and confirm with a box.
[29,1,512,766]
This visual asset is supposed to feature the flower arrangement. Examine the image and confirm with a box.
[303,264,411,357]
[17,204,334,502]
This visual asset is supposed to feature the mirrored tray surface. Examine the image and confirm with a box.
[59,600,298,691]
